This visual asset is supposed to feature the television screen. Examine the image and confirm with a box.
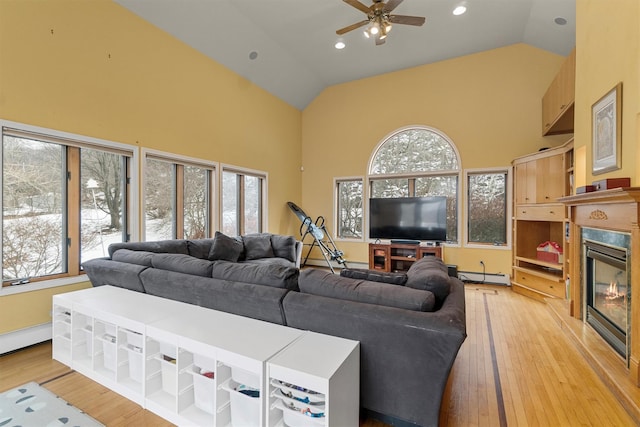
[369,197,447,242]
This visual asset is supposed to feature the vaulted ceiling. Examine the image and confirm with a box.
[115,0,576,110]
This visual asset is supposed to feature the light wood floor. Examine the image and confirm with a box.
[0,285,637,426]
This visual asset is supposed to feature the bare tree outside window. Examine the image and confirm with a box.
[2,136,64,280]
[145,159,174,240]
[336,179,363,239]
[467,172,507,245]
[184,165,207,239]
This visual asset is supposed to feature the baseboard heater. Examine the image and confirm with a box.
[457,271,511,286]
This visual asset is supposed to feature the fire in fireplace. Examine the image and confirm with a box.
[585,238,629,359]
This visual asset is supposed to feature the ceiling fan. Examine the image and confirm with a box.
[336,0,426,45]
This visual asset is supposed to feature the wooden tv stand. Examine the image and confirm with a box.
[369,243,442,272]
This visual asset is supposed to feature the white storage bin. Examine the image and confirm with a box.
[193,371,216,415]
[230,388,260,427]
[127,347,144,383]
[104,323,117,337]
[194,354,216,372]
[102,336,117,372]
[125,330,143,349]
[282,406,325,427]
[82,328,93,358]
[161,359,177,395]
[232,366,259,389]
[160,342,176,359]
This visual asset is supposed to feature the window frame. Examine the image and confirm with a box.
[220,164,268,236]
[334,176,364,241]
[463,167,512,250]
[366,125,462,246]
[141,148,217,241]
[0,119,139,293]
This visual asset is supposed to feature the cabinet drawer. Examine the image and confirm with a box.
[516,205,563,221]
[513,270,565,299]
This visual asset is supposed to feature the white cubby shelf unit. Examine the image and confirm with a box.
[52,286,359,427]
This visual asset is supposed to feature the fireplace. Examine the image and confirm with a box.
[584,232,630,359]
[560,187,640,386]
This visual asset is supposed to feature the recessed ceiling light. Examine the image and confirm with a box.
[249,51,258,60]
[554,17,567,25]
[453,5,467,16]
[335,41,346,50]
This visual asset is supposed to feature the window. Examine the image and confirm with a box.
[368,127,460,243]
[335,178,363,239]
[222,167,266,236]
[143,151,215,240]
[466,170,509,246]
[1,123,134,285]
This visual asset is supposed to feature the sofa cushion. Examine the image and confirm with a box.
[208,232,244,262]
[151,253,214,277]
[243,233,274,260]
[298,268,435,312]
[211,261,299,290]
[111,249,154,267]
[188,238,216,260]
[270,234,297,263]
[340,268,407,285]
[108,240,189,258]
[405,257,451,305]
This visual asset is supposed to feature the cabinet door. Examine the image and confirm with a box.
[515,161,536,204]
[535,154,564,203]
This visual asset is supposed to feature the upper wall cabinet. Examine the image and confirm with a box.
[542,48,576,136]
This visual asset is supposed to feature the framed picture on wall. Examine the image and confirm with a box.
[592,82,622,175]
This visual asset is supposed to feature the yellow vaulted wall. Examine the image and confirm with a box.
[301,44,569,274]
[0,0,301,334]
[574,0,640,186]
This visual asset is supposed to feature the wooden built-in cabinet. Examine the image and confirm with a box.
[369,243,442,272]
[511,139,573,301]
[542,48,576,136]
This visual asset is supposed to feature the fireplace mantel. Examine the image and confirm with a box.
[560,187,640,386]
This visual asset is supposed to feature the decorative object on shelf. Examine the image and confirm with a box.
[536,241,563,264]
[592,177,630,191]
[576,185,595,194]
[592,82,622,175]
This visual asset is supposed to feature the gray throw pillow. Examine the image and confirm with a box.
[243,233,274,260]
[208,232,244,262]
[299,268,435,312]
[270,234,297,263]
[340,268,407,285]
[405,257,451,305]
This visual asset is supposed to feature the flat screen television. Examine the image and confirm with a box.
[369,196,447,242]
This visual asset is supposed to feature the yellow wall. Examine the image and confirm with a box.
[301,44,570,274]
[574,0,640,186]
[0,0,301,334]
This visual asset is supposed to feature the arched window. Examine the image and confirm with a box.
[368,126,460,243]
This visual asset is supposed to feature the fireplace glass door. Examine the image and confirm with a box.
[585,241,628,358]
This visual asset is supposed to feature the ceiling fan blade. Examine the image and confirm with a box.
[389,15,426,26]
[383,0,404,13]
[336,20,369,35]
[342,0,371,14]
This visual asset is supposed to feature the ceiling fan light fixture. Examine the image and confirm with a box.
[363,28,371,38]
[370,23,380,35]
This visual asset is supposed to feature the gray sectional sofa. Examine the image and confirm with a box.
[82,232,466,427]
